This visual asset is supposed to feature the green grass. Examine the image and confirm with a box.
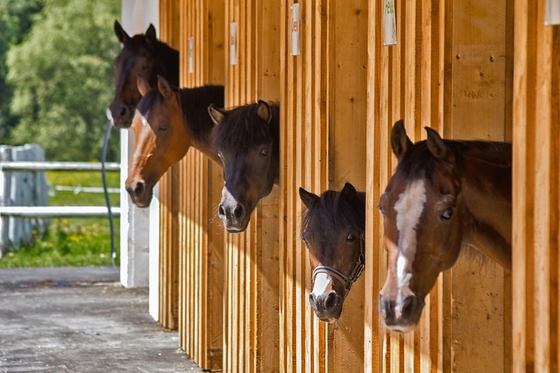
[0,170,121,268]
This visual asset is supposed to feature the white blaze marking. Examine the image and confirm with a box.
[393,179,426,312]
[311,272,331,297]
[141,114,149,127]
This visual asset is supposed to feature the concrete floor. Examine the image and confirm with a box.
[0,266,204,373]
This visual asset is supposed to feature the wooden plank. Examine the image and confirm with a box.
[512,1,560,371]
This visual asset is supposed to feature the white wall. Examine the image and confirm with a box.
[119,0,160,322]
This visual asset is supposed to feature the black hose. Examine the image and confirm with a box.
[101,117,116,267]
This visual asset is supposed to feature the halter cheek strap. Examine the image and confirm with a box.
[311,232,365,299]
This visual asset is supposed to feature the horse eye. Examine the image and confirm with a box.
[346,233,357,243]
[260,147,270,157]
[158,125,168,132]
[440,207,454,221]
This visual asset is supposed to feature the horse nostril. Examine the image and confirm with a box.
[309,293,317,308]
[233,204,244,220]
[325,292,338,310]
[401,296,415,317]
[120,106,129,119]
[133,181,145,196]
[218,204,226,218]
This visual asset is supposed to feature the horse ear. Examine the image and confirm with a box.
[157,75,173,100]
[340,182,358,200]
[425,127,453,162]
[137,74,151,97]
[208,104,225,125]
[299,187,319,208]
[114,20,130,44]
[146,24,157,42]
[391,119,413,161]
[256,100,272,124]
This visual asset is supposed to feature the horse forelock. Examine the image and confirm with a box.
[302,190,365,246]
[136,89,164,116]
[211,102,279,156]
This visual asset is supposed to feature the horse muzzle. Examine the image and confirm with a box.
[125,178,153,208]
[378,293,425,333]
[108,103,134,129]
[218,187,252,233]
[309,291,344,323]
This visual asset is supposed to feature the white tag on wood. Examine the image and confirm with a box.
[230,22,238,65]
[188,36,194,73]
[383,0,397,46]
[290,3,301,56]
[546,0,560,25]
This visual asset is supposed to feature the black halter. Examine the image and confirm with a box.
[311,232,365,299]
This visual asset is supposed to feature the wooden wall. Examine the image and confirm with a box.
[512,0,560,372]
[154,0,560,372]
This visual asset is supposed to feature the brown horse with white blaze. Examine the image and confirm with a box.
[378,120,512,333]
[125,75,224,207]
[109,21,179,129]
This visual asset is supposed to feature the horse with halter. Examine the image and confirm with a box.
[109,21,179,129]
[208,101,280,233]
[299,183,366,323]
[125,75,224,207]
[378,120,512,333]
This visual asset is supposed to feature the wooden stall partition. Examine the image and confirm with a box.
[158,0,182,330]
[444,1,513,372]
[365,1,446,371]
[366,0,514,372]
[174,0,226,371]
[512,1,560,372]
[222,1,281,372]
[279,1,368,372]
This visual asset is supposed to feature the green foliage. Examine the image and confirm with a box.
[0,0,44,142]
[0,170,120,268]
[5,0,121,161]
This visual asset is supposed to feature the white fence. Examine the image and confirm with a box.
[0,144,121,257]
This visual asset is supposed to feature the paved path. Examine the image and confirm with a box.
[0,267,203,373]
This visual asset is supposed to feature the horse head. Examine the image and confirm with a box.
[378,120,464,333]
[125,75,190,207]
[299,183,366,323]
[208,101,280,232]
[109,20,179,129]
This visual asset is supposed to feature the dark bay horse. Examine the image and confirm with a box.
[125,75,224,207]
[208,101,280,233]
[299,183,366,323]
[378,120,512,333]
[109,21,179,129]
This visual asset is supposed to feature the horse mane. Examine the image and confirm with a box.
[211,102,280,156]
[179,86,225,142]
[302,190,366,243]
[397,140,512,182]
[136,85,225,143]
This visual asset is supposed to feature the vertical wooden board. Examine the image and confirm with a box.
[222,1,281,372]
[326,1,368,372]
[448,1,511,372]
[512,1,560,372]
[158,0,182,331]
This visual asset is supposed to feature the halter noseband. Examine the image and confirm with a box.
[311,232,365,299]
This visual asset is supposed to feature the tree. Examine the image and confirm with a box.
[0,0,44,142]
[6,0,120,161]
